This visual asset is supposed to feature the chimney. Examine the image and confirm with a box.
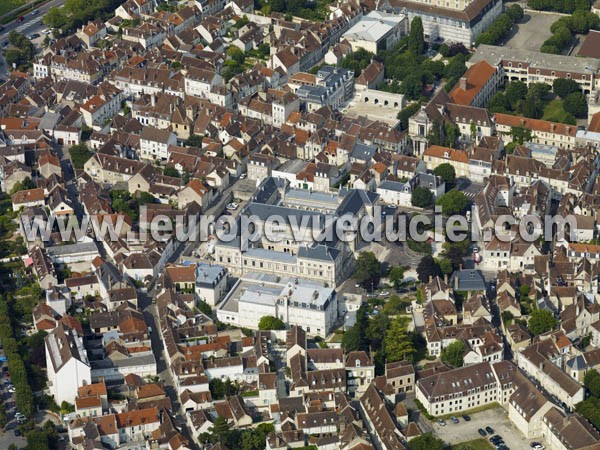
[550,123,555,133]
[459,77,468,91]
[151,94,156,107]
[444,274,448,284]
[429,275,433,283]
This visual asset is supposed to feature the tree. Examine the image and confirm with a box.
[385,317,416,362]
[436,190,468,216]
[43,6,67,29]
[427,120,443,146]
[383,295,407,316]
[416,255,442,283]
[185,134,202,147]
[511,126,532,144]
[388,266,406,288]
[407,433,446,450]
[528,309,558,335]
[501,310,515,325]
[163,166,180,178]
[433,163,456,187]
[411,186,434,208]
[258,316,286,330]
[584,369,600,398]
[210,415,231,441]
[438,257,453,275]
[366,312,390,349]
[69,143,92,169]
[441,340,465,367]
[505,3,524,21]
[400,71,424,100]
[25,429,49,450]
[342,306,368,352]
[553,78,580,98]
[354,252,381,288]
[340,48,374,77]
[576,397,600,431]
[342,323,362,352]
[397,102,421,131]
[564,92,588,119]
[209,378,238,400]
[9,177,35,195]
[505,81,528,110]
[408,17,425,55]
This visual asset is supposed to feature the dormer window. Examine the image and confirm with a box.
[356,359,361,367]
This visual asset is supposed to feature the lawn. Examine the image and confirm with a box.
[542,98,576,125]
[0,0,26,17]
[451,438,493,450]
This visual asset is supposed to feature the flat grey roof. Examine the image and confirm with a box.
[47,241,99,256]
[471,44,600,74]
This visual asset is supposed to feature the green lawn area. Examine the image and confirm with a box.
[451,438,493,450]
[0,0,26,17]
[542,98,576,125]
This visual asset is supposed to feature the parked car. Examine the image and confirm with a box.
[16,16,25,22]
[450,416,459,424]
[28,33,40,40]
[490,435,503,444]
[462,414,471,421]
[485,426,495,434]
[530,444,544,450]
[14,429,21,436]
[437,419,446,426]
[31,9,39,15]
[239,173,246,179]
[478,428,487,437]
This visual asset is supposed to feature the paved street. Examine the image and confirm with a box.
[139,290,196,443]
[0,0,65,77]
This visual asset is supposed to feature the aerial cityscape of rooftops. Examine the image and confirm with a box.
[6,0,600,449]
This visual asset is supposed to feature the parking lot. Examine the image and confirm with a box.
[431,407,535,450]
[502,11,559,52]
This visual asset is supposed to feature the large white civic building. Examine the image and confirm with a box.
[217,274,338,337]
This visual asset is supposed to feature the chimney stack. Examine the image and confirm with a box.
[459,77,468,91]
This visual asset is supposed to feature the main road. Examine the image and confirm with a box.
[0,0,65,76]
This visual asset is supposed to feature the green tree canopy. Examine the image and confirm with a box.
[553,78,580,98]
[563,92,588,119]
[411,186,434,208]
[258,316,286,330]
[408,16,425,55]
[388,266,406,288]
[433,163,456,187]
[9,178,35,195]
[441,340,465,367]
[185,134,202,147]
[407,433,447,450]
[70,143,92,169]
[584,368,600,398]
[416,255,442,283]
[354,252,382,288]
[384,317,416,363]
[436,190,469,216]
[528,309,558,335]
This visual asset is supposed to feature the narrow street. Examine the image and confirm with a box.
[139,290,197,446]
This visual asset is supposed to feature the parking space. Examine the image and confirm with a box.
[431,407,532,450]
[502,11,559,52]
